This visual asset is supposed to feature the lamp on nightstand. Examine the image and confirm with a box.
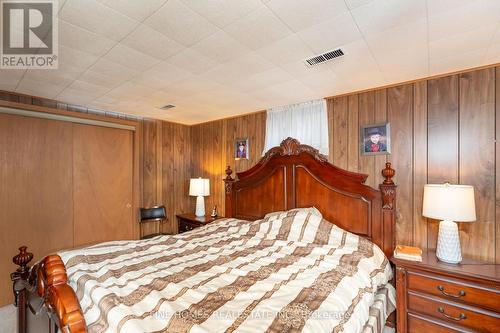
[189,178,210,217]
[423,183,476,264]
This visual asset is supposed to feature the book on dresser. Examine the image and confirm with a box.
[391,250,500,333]
[393,245,423,262]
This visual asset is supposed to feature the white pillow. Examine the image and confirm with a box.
[264,207,323,220]
[263,207,323,220]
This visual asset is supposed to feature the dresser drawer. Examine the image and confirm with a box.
[407,271,500,311]
[407,313,474,333]
[407,292,499,333]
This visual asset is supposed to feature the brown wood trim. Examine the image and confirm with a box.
[396,266,408,333]
[391,255,500,285]
[0,100,138,127]
[223,137,397,258]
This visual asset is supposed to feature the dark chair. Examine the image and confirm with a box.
[139,206,167,239]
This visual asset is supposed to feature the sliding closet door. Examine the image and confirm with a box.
[73,124,134,246]
[0,113,74,306]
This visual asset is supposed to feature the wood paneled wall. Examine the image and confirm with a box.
[191,66,500,264]
[141,119,192,234]
[190,113,266,214]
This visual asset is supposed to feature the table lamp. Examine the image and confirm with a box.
[422,183,476,264]
[189,178,210,217]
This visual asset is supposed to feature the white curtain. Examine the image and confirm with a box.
[263,99,329,155]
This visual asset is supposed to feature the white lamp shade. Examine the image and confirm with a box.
[189,178,210,196]
[422,184,476,222]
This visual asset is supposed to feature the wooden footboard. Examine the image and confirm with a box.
[11,246,86,333]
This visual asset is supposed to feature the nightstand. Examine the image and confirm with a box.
[176,213,223,233]
[391,251,500,333]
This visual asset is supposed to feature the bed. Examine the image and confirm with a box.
[11,137,397,333]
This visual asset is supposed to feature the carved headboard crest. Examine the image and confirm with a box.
[261,137,328,163]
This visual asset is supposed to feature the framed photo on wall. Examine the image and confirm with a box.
[360,123,391,155]
[234,138,249,160]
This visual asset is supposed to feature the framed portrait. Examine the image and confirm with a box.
[234,138,249,160]
[360,122,391,156]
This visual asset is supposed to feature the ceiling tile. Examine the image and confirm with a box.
[266,0,348,32]
[248,79,317,109]
[296,11,362,54]
[376,47,428,72]
[190,29,251,64]
[382,66,428,83]
[230,67,294,92]
[104,81,157,100]
[64,80,111,95]
[202,52,274,85]
[97,0,167,21]
[88,58,140,82]
[491,26,500,45]
[429,24,497,60]
[58,20,116,57]
[429,48,488,75]
[350,0,426,35]
[224,6,293,50]
[344,0,374,10]
[147,90,188,106]
[365,18,427,56]
[165,48,219,74]
[144,0,218,46]
[22,66,82,87]
[58,45,100,70]
[182,0,263,28]
[255,34,314,65]
[279,59,327,77]
[161,77,227,96]
[7,0,500,125]
[16,77,67,98]
[121,24,184,60]
[297,69,344,96]
[78,70,124,89]
[330,39,381,77]
[427,0,475,16]
[59,0,139,41]
[484,41,500,64]
[428,0,500,42]
[0,69,25,89]
[141,61,193,84]
[131,75,174,90]
[57,88,103,105]
[103,43,161,72]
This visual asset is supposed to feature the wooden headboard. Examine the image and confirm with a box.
[224,137,397,258]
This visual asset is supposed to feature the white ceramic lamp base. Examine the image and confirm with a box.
[195,196,205,217]
[436,220,462,264]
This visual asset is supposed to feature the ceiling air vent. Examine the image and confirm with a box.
[158,104,176,110]
[305,48,344,66]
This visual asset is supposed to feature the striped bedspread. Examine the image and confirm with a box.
[59,208,394,333]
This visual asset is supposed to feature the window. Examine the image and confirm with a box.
[264,99,328,155]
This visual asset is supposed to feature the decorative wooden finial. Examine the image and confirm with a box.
[382,162,395,185]
[13,246,33,274]
[225,166,233,181]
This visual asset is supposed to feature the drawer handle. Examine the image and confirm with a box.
[438,307,467,321]
[437,285,466,298]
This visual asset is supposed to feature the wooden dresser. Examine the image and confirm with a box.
[176,213,223,233]
[391,251,500,333]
